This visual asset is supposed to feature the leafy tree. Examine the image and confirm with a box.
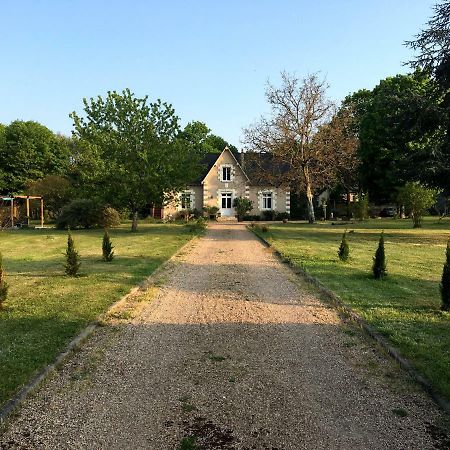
[0,121,70,193]
[64,233,81,276]
[338,230,350,261]
[26,175,72,217]
[244,72,340,223]
[397,181,440,228]
[440,239,450,311]
[233,197,254,221]
[314,104,360,215]
[70,89,206,231]
[406,1,450,76]
[204,134,238,153]
[373,232,387,279]
[406,2,450,194]
[102,230,114,262]
[0,251,8,309]
[345,73,443,203]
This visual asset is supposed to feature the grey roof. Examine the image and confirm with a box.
[190,150,289,186]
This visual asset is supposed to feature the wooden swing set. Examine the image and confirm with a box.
[0,195,44,228]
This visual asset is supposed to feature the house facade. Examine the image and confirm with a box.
[163,147,290,219]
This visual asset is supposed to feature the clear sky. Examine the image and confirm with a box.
[0,0,435,147]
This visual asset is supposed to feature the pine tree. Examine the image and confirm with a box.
[440,239,450,311]
[338,230,350,261]
[64,232,81,276]
[373,232,387,279]
[0,251,8,308]
[102,229,114,262]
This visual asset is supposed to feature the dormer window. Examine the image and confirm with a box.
[222,166,231,181]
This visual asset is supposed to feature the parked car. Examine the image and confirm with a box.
[379,207,397,217]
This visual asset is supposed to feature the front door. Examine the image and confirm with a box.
[220,193,233,216]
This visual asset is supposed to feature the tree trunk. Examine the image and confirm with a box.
[131,209,139,232]
[346,190,352,218]
[305,183,315,224]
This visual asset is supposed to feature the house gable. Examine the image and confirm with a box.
[201,147,249,185]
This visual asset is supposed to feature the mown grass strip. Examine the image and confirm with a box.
[0,222,196,407]
[251,218,450,400]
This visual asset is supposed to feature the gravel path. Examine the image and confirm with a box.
[1,223,448,449]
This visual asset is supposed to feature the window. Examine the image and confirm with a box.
[180,193,191,210]
[222,166,231,181]
[262,192,272,210]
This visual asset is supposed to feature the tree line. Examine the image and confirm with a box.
[0,89,236,231]
[244,0,450,223]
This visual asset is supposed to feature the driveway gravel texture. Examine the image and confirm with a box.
[1,223,449,449]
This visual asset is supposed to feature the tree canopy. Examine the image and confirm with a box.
[244,72,358,223]
[70,89,206,230]
[344,72,444,202]
[0,121,70,194]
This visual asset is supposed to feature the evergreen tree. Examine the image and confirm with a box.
[102,229,114,262]
[338,230,350,261]
[440,239,450,311]
[373,232,387,279]
[0,251,8,308]
[64,232,81,276]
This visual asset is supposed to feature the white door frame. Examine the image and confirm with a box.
[220,192,233,216]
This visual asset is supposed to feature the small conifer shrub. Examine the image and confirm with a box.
[0,251,8,308]
[338,230,350,261]
[373,232,387,279]
[65,232,81,276]
[440,239,450,311]
[102,229,114,262]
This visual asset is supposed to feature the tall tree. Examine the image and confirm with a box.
[70,89,205,231]
[314,105,360,208]
[244,72,353,223]
[344,72,442,202]
[406,1,450,76]
[0,121,70,194]
[406,1,450,194]
[204,134,238,153]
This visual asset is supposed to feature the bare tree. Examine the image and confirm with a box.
[313,105,360,215]
[243,72,345,223]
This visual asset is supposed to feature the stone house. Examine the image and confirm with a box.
[163,147,290,219]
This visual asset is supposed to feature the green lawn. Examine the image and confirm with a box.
[0,222,195,407]
[254,217,450,399]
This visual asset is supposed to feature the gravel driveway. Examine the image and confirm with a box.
[1,223,448,449]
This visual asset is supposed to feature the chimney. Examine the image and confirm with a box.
[239,149,245,169]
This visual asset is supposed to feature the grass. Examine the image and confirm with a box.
[0,221,196,408]
[253,217,450,399]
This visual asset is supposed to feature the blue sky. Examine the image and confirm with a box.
[0,0,435,147]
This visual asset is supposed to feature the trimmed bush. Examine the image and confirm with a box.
[373,232,387,279]
[102,230,114,262]
[64,232,81,276]
[338,230,350,261]
[100,207,121,229]
[0,251,8,309]
[262,210,276,221]
[56,200,120,229]
[275,212,290,221]
[440,239,450,311]
[233,197,254,222]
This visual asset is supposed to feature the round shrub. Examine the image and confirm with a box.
[99,207,121,228]
[56,199,120,229]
